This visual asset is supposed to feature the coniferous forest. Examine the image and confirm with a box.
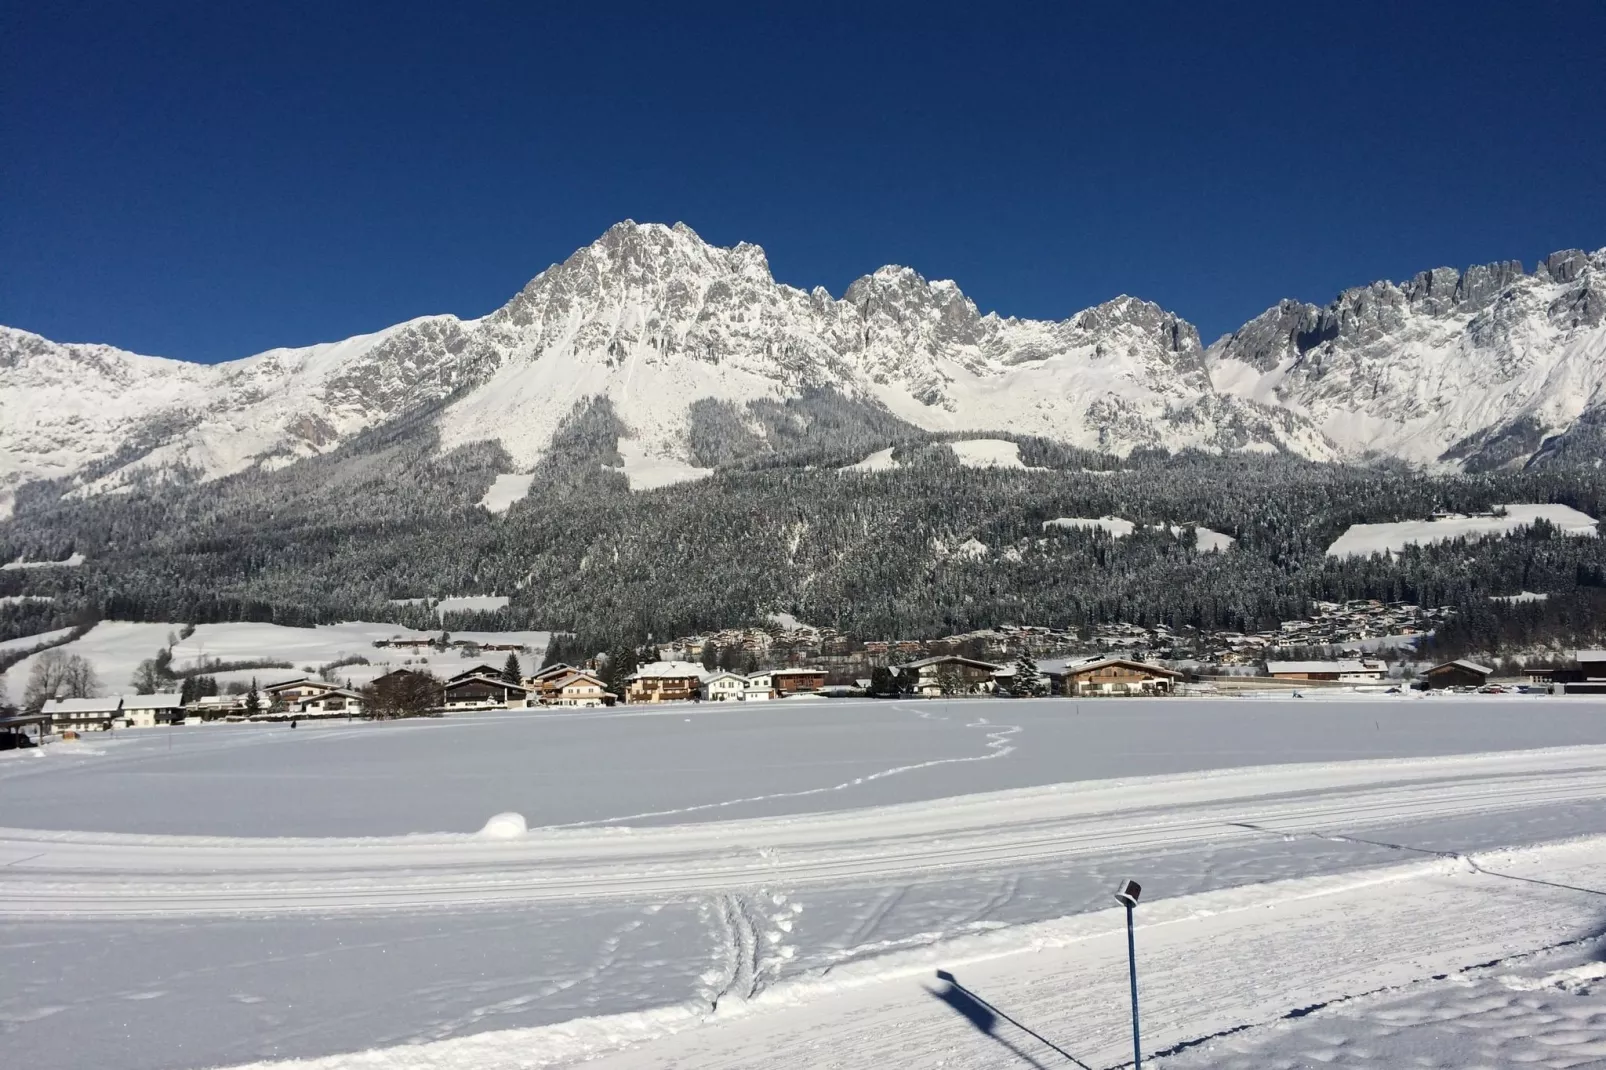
[2,393,1605,659]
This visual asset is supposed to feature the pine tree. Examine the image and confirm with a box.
[502,651,523,684]
[701,643,718,671]
[244,677,263,718]
[1013,653,1040,697]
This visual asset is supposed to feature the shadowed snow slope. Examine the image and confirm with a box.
[6,227,1603,515]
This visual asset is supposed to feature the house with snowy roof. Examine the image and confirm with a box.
[700,670,747,702]
[625,661,706,703]
[41,695,124,731]
[1423,660,1494,689]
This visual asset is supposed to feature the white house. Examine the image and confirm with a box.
[42,696,123,731]
[123,693,184,726]
[701,670,747,702]
[742,671,775,701]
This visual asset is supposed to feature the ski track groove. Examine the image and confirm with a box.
[3,748,1606,919]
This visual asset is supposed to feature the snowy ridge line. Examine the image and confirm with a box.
[4,747,1606,918]
[207,842,1600,1070]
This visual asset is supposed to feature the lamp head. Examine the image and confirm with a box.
[1114,879,1141,909]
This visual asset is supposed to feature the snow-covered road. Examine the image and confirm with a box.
[5,745,1606,919]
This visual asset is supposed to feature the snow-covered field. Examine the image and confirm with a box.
[0,620,550,697]
[3,696,1605,1070]
[1326,503,1599,558]
[478,472,536,513]
[1043,515,1236,551]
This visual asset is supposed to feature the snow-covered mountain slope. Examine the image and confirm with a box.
[0,315,473,512]
[3,224,1602,516]
[1207,248,1606,469]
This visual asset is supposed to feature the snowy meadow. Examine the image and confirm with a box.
[3,696,1606,1070]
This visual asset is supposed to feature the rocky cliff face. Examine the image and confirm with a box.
[1207,249,1606,468]
[3,223,1602,516]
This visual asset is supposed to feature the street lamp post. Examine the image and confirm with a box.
[1114,879,1142,1070]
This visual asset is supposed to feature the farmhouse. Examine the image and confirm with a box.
[626,661,706,703]
[545,670,612,707]
[265,679,340,705]
[771,668,827,696]
[1265,659,1386,682]
[700,670,747,702]
[123,693,185,726]
[904,655,1004,696]
[1423,660,1494,690]
[447,665,507,684]
[291,688,365,716]
[41,696,123,731]
[1061,658,1181,696]
[442,674,533,711]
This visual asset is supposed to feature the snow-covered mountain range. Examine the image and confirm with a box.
[3,222,1603,516]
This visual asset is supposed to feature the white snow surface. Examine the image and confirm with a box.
[433,595,511,615]
[609,438,715,491]
[0,627,74,656]
[948,438,1027,468]
[839,446,900,472]
[7,698,1606,1070]
[1326,503,1600,558]
[1044,515,1137,537]
[478,473,536,513]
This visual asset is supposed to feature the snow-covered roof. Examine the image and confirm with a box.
[1063,658,1182,678]
[770,667,827,676]
[548,671,603,688]
[700,670,745,683]
[1576,650,1606,662]
[1266,660,1381,675]
[629,660,706,679]
[124,693,183,709]
[1431,660,1493,676]
[42,696,123,714]
[444,673,530,691]
[903,655,1004,671]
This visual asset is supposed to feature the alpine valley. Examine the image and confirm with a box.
[3,223,1605,655]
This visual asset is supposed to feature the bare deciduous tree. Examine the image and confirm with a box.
[23,651,100,710]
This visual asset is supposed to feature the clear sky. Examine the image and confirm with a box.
[4,2,1604,363]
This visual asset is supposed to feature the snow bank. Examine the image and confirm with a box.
[477,812,529,840]
[479,473,536,514]
[1326,504,1599,558]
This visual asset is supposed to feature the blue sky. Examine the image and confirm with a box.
[4,2,1603,362]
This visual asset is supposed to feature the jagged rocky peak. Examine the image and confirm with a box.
[1070,295,1203,356]
[843,265,985,346]
[1205,299,1323,372]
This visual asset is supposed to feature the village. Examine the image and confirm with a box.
[8,634,1605,742]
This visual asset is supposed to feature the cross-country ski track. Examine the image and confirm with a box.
[5,744,1606,919]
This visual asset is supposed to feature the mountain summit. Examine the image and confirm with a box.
[3,223,1603,515]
